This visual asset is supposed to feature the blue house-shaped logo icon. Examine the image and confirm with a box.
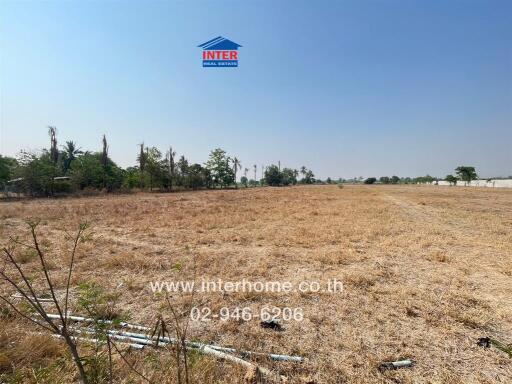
[198,36,242,67]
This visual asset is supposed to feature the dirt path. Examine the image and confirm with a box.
[381,193,435,221]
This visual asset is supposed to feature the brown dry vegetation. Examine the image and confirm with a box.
[0,185,511,383]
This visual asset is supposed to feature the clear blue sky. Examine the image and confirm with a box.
[1,0,511,179]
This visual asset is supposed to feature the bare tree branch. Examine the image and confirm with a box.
[64,223,88,326]
[110,340,152,383]
[28,222,66,325]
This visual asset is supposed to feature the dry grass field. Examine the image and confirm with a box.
[0,185,511,383]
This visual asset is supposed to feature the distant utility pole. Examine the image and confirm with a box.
[278,161,281,172]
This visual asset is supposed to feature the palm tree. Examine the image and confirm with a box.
[62,141,82,173]
[244,167,248,178]
[253,164,257,184]
[300,166,307,177]
[233,157,241,188]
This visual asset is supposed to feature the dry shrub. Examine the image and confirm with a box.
[0,329,65,375]
[317,249,361,265]
[15,249,37,264]
[427,250,451,263]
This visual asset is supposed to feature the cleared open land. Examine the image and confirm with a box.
[1,185,511,383]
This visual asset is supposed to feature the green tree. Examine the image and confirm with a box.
[364,177,377,184]
[445,174,458,186]
[281,168,297,186]
[145,147,163,191]
[205,148,235,188]
[70,152,124,192]
[240,176,248,187]
[16,151,57,196]
[70,153,104,190]
[455,166,477,184]
[301,168,315,184]
[123,166,141,189]
[379,176,390,184]
[264,165,283,186]
[391,175,400,184]
[187,163,211,189]
[414,175,434,184]
[0,155,17,186]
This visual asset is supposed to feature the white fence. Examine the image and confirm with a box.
[433,179,512,188]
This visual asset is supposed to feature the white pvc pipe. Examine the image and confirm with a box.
[69,327,285,382]
[12,294,54,302]
[50,333,145,350]
[116,330,303,362]
[49,314,303,362]
[47,314,150,332]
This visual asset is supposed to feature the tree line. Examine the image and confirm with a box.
[360,166,479,185]
[0,128,317,196]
